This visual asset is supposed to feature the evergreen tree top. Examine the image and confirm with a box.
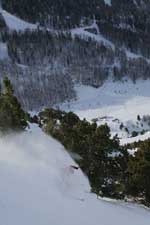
[3,77,14,95]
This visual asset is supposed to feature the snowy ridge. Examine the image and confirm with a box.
[1,10,150,65]
[0,125,149,225]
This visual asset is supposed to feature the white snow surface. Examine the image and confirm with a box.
[104,0,112,6]
[120,132,150,145]
[60,79,150,143]
[0,42,8,60]
[61,79,150,121]
[0,125,149,225]
[1,10,37,31]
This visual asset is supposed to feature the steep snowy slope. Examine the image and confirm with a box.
[0,126,150,225]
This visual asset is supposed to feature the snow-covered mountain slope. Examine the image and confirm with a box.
[59,79,150,143]
[1,10,37,31]
[1,9,150,110]
[0,126,150,225]
[71,21,115,50]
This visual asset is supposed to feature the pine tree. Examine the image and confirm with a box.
[0,77,28,132]
[127,139,150,204]
[3,76,14,95]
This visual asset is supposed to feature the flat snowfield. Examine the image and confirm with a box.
[60,79,150,143]
[0,126,149,225]
[61,79,150,121]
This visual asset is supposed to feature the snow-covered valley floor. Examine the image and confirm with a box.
[59,79,150,144]
[0,126,150,225]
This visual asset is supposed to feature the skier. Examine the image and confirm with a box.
[70,165,79,170]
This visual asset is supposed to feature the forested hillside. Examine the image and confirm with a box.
[2,0,104,28]
[2,0,150,56]
[1,0,150,109]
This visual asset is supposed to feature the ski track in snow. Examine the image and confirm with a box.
[0,124,150,225]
